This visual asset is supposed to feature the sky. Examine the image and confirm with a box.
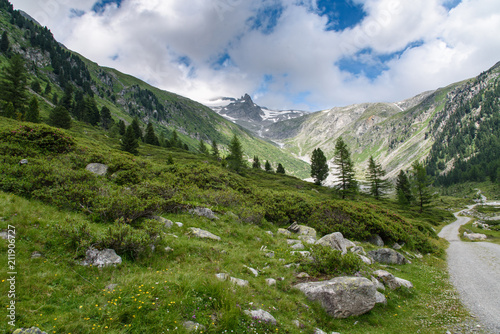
[9,0,500,111]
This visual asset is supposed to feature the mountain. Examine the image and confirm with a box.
[208,94,307,136]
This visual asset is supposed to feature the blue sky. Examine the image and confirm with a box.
[9,0,500,111]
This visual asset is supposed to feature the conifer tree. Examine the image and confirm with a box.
[211,139,220,158]
[170,130,179,148]
[31,80,41,94]
[366,156,390,199]
[396,170,412,206]
[1,54,28,113]
[118,120,126,135]
[167,154,174,164]
[48,106,71,129]
[26,96,40,123]
[130,117,143,141]
[144,122,159,146]
[310,148,329,185]
[60,84,74,114]
[333,137,357,199]
[100,106,113,130]
[1,31,9,53]
[121,125,139,154]
[44,82,52,96]
[276,163,285,174]
[227,135,244,172]
[265,160,273,172]
[84,96,100,126]
[412,161,433,213]
[3,102,15,119]
[198,138,208,155]
[252,156,261,169]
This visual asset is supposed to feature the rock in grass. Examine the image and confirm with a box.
[315,232,350,255]
[31,251,43,259]
[266,278,277,286]
[375,291,387,305]
[291,242,305,250]
[373,270,414,290]
[13,328,47,334]
[230,277,249,287]
[368,248,409,265]
[244,309,277,325]
[188,227,221,241]
[151,216,174,228]
[278,228,292,236]
[183,321,206,332]
[294,277,376,318]
[368,234,384,247]
[81,248,122,268]
[463,232,487,241]
[215,273,230,281]
[85,163,108,176]
[189,207,218,220]
[244,265,259,277]
[358,254,372,265]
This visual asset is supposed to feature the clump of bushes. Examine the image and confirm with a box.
[298,244,364,277]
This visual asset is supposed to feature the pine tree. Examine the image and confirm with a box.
[276,163,285,174]
[100,106,113,130]
[396,170,412,206]
[333,137,357,199]
[310,148,329,185]
[121,125,139,154]
[60,85,74,114]
[198,138,208,155]
[31,80,41,94]
[84,96,100,126]
[1,54,28,113]
[26,96,40,123]
[170,130,179,148]
[366,156,389,199]
[167,154,174,165]
[44,82,52,96]
[227,135,245,172]
[265,160,273,172]
[211,139,220,158]
[2,102,15,119]
[118,120,126,135]
[130,117,143,141]
[252,156,261,169]
[412,162,433,212]
[144,122,159,146]
[48,106,71,129]
[1,31,9,53]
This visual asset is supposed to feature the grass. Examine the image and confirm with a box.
[459,205,500,245]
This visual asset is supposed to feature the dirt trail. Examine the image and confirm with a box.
[439,206,500,333]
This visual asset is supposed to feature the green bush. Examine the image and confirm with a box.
[0,123,74,154]
[299,244,364,277]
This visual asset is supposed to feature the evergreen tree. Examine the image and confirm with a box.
[158,132,166,147]
[48,106,71,129]
[44,82,52,96]
[333,137,357,199]
[412,162,433,213]
[170,130,179,148]
[183,143,189,151]
[60,84,74,114]
[121,125,139,154]
[144,122,159,146]
[100,106,113,130]
[396,170,412,206]
[198,138,208,155]
[211,139,220,158]
[52,93,58,105]
[167,154,174,165]
[26,96,40,123]
[130,117,143,141]
[84,96,100,126]
[276,163,285,174]
[1,54,28,113]
[366,156,389,199]
[118,120,126,135]
[252,156,261,169]
[227,135,245,172]
[1,31,9,53]
[31,80,42,94]
[265,160,273,172]
[310,148,329,185]
[2,102,15,119]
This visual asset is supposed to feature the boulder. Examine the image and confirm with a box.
[244,309,277,325]
[297,225,317,239]
[85,163,108,176]
[373,270,413,290]
[299,235,317,244]
[315,232,349,255]
[13,328,47,334]
[392,243,402,250]
[291,242,305,250]
[189,207,218,220]
[230,277,249,287]
[81,248,122,268]
[463,232,487,241]
[371,276,385,291]
[287,239,302,245]
[375,291,387,305]
[266,278,277,286]
[277,228,292,236]
[188,227,221,241]
[151,216,174,228]
[358,254,372,265]
[368,234,384,247]
[294,277,376,318]
[368,248,409,265]
[183,321,206,332]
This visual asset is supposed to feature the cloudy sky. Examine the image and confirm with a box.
[9,0,500,111]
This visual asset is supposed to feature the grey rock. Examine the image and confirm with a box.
[394,277,414,289]
[295,277,376,318]
[373,270,413,290]
[266,278,277,286]
[175,222,184,228]
[291,242,305,250]
[31,251,43,259]
[19,159,29,165]
[265,252,275,258]
[277,228,292,236]
[215,273,230,281]
[183,321,206,332]
[85,163,108,176]
[287,239,302,245]
[81,248,122,268]
[13,327,47,334]
[292,320,302,328]
[164,247,174,253]
[265,231,274,236]
[358,254,372,265]
[105,284,118,291]
[296,225,317,239]
[368,248,409,265]
[368,234,384,247]
[299,235,317,244]
[284,263,300,269]
[296,272,310,278]
[189,207,218,220]
[244,265,259,277]
[463,232,487,241]
[313,329,327,334]
[244,309,277,325]
[392,243,402,250]
[315,232,349,255]
[230,277,249,287]
[351,246,366,256]
[375,291,387,305]
[188,227,221,241]
[152,216,174,228]
[371,276,385,291]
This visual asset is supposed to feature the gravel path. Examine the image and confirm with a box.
[439,207,500,333]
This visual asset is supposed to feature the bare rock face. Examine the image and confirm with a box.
[294,277,376,318]
[368,248,409,265]
[85,163,108,176]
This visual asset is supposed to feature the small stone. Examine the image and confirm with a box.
[105,284,118,291]
[175,222,183,227]
[375,291,387,305]
[358,255,372,265]
[151,216,174,228]
[392,243,402,250]
[284,263,300,269]
[277,228,292,236]
[188,227,221,241]
[266,278,277,286]
[244,309,277,325]
[164,247,174,253]
[189,207,218,220]
[19,159,29,165]
[85,163,108,176]
[313,328,327,334]
[215,273,230,281]
[287,239,302,245]
[183,321,206,332]
[296,272,310,278]
[265,231,274,236]
[230,277,249,287]
[244,266,259,277]
[299,235,317,244]
[291,242,305,250]
[265,252,275,258]
[292,320,301,328]
[31,251,43,259]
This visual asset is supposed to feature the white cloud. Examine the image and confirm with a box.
[9,0,500,110]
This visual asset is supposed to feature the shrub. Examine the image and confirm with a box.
[299,244,364,277]
[0,123,74,154]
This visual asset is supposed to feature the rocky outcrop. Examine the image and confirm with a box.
[244,309,277,325]
[85,163,108,176]
[368,248,409,265]
[81,248,122,268]
[188,228,221,241]
[294,277,376,318]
